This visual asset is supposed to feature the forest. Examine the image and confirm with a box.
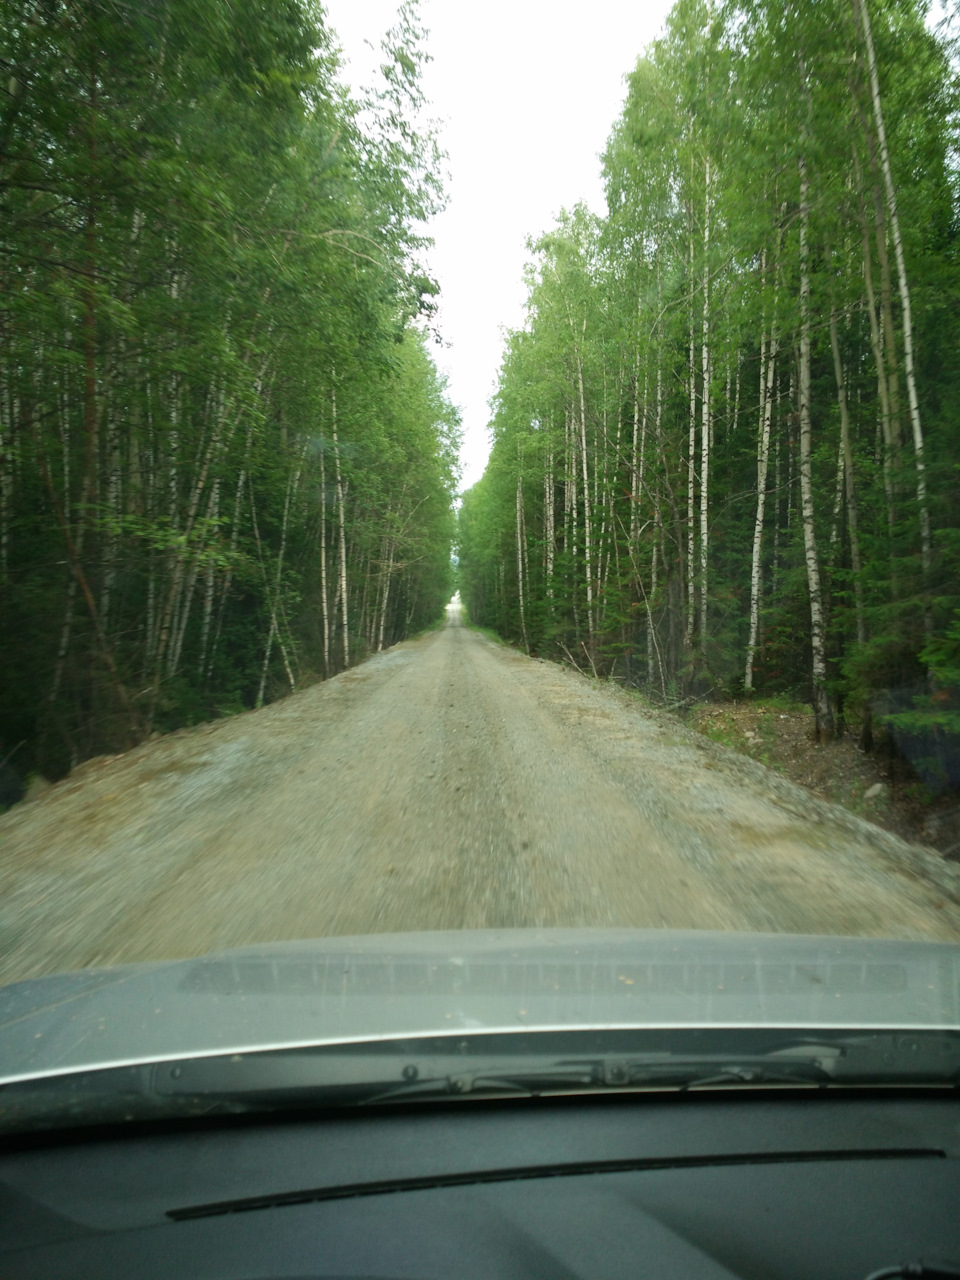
[458,0,960,794]
[0,0,459,790]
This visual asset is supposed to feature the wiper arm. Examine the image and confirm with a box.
[149,1047,835,1105]
[676,1063,832,1090]
[362,1055,834,1104]
[364,1062,602,1103]
[608,1052,835,1089]
[6,1032,956,1135]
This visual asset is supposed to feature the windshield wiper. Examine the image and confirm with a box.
[360,1054,835,1103]
[3,1031,958,1134]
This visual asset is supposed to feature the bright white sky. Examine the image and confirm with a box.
[322,0,675,491]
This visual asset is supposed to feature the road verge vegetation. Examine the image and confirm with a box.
[0,0,460,797]
[457,0,960,850]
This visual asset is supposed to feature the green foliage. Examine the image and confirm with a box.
[877,612,960,791]
[0,0,458,778]
[459,0,960,787]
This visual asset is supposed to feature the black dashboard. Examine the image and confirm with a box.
[2,1091,959,1279]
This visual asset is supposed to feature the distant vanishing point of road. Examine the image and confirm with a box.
[2,603,960,983]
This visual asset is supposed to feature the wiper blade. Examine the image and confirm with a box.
[3,1030,958,1134]
[364,1062,600,1103]
[362,1054,835,1103]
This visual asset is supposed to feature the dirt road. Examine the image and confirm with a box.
[3,604,960,984]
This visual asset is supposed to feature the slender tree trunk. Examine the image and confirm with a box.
[253,455,300,709]
[829,306,867,644]
[544,449,555,611]
[772,415,781,596]
[47,555,80,714]
[522,484,531,620]
[865,132,903,463]
[253,495,276,711]
[38,447,137,736]
[698,156,711,649]
[516,471,529,653]
[576,332,594,643]
[82,74,98,540]
[46,387,77,711]
[565,405,580,637]
[176,477,220,676]
[786,366,795,539]
[319,435,330,675]
[0,382,10,579]
[853,0,932,583]
[647,524,660,687]
[745,257,779,691]
[207,424,252,682]
[686,214,697,651]
[828,433,846,556]
[798,156,834,742]
[630,342,641,546]
[155,393,231,681]
[377,539,395,652]
[99,413,121,632]
[198,479,219,676]
[851,145,896,539]
[649,275,665,687]
[563,407,573,569]
[331,384,349,668]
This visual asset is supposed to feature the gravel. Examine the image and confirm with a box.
[2,610,959,985]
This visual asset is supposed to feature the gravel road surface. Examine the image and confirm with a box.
[2,605,960,984]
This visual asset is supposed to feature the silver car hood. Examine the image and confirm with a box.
[1,929,958,1084]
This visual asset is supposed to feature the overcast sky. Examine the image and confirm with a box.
[322,0,675,490]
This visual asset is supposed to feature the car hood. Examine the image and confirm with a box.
[1,928,958,1084]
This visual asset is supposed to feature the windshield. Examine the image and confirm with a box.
[1,0,959,1126]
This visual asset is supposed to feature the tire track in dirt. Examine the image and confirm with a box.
[2,607,959,984]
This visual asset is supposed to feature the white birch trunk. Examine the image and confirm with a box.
[576,334,594,641]
[798,156,834,741]
[318,437,330,675]
[745,257,779,691]
[853,146,896,535]
[254,455,300,708]
[207,429,251,682]
[569,406,580,636]
[516,472,529,653]
[686,219,697,650]
[854,0,932,579]
[544,450,555,605]
[198,479,219,676]
[647,528,659,686]
[698,156,711,648]
[331,385,349,668]
[630,345,641,546]
[829,306,867,645]
[377,539,395,652]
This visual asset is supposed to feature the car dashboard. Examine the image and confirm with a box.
[1,1089,958,1279]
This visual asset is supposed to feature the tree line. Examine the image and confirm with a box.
[1,0,459,789]
[458,0,960,791]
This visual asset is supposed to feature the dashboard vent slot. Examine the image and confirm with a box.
[168,1147,944,1221]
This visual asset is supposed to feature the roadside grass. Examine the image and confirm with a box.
[683,695,956,851]
[590,679,905,837]
[694,701,783,773]
[407,615,448,641]
[464,622,508,646]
